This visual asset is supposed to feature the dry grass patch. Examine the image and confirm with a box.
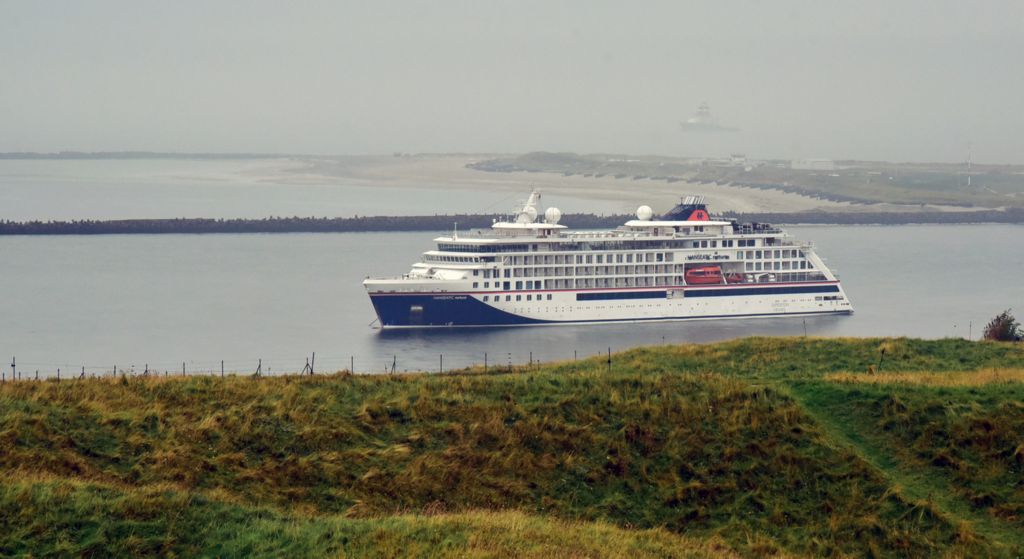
[825,368,1024,387]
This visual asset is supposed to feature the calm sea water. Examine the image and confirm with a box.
[0,159,627,220]
[1,225,1021,377]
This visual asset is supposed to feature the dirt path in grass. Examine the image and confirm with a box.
[786,384,1024,557]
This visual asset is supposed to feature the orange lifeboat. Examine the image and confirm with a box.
[685,265,723,285]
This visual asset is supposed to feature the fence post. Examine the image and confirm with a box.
[484,352,487,373]
[439,354,443,374]
[221,360,224,378]
[182,362,186,377]
[607,347,611,373]
[57,368,60,382]
[350,356,354,374]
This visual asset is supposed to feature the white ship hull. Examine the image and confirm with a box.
[367,281,851,328]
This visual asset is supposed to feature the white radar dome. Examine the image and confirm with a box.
[636,205,654,221]
[544,207,562,224]
[523,206,538,222]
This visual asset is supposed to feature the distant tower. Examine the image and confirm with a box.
[966,141,972,188]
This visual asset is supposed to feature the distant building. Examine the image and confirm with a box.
[790,159,835,171]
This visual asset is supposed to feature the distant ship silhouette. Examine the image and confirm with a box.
[679,102,738,133]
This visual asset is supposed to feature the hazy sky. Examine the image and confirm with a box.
[2,1,1022,162]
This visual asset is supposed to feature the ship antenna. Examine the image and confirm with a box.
[453,221,458,240]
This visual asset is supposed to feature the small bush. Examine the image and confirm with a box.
[983,309,1022,342]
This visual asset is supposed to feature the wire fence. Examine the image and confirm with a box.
[3,348,619,383]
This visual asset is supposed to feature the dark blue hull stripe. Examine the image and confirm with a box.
[577,290,666,301]
[685,285,840,298]
[368,289,848,328]
[572,285,841,301]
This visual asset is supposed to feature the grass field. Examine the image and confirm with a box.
[2,337,1022,557]
[471,152,1024,208]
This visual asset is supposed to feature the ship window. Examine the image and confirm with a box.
[515,281,523,290]
[547,294,552,300]
[473,270,478,276]
[656,253,663,262]
[484,282,489,288]
[503,281,510,290]
[596,254,603,263]
[516,295,522,301]
[700,241,708,248]
[506,295,511,301]
[527,294,532,301]
[473,282,478,288]
[710,241,717,248]
[586,255,593,263]
[800,261,807,269]
[756,262,762,271]
[483,296,488,301]
[774,250,781,258]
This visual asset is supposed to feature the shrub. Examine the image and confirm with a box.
[983,309,1022,342]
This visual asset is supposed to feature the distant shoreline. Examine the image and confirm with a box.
[2,209,1022,235]
[0,151,293,160]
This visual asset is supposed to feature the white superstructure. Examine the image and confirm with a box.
[364,192,852,328]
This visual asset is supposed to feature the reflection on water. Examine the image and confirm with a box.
[0,225,1019,376]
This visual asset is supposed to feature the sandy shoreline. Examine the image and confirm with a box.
[266,154,850,213]
[253,154,986,215]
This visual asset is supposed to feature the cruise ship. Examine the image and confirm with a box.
[364,192,852,328]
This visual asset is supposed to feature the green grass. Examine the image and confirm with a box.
[1,479,729,558]
[2,337,1022,557]
[789,380,1024,555]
